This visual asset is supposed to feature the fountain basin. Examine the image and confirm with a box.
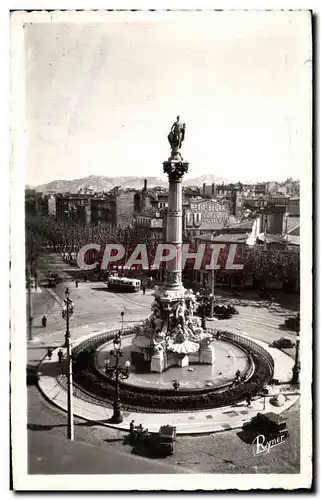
[95,334,250,392]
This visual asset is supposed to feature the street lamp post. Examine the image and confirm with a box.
[121,310,124,332]
[291,323,300,385]
[261,387,269,411]
[27,263,33,341]
[62,287,75,440]
[104,323,130,424]
[202,287,208,329]
[196,290,207,329]
[259,207,268,250]
[210,270,215,318]
[285,212,289,250]
[264,214,268,250]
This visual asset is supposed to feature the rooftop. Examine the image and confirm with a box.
[196,233,248,243]
[289,227,300,238]
[287,235,300,246]
[223,220,254,231]
[257,233,286,245]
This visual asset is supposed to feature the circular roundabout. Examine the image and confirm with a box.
[67,326,274,413]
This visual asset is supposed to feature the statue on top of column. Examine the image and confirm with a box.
[168,116,186,150]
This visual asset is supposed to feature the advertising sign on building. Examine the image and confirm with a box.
[151,219,163,228]
[185,200,229,230]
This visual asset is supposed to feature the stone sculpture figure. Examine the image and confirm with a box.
[200,336,212,349]
[174,324,186,344]
[168,115,186,150]
[175,299,186,329]
[151,299,162,317]
[185,289,196,317]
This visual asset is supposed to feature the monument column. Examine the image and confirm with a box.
[161,116,188,292]
[163,167,187,290]
[131,116,215,373]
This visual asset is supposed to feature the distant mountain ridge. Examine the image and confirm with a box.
[32,174,230,193]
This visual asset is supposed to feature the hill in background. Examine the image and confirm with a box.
[32,174,230,193]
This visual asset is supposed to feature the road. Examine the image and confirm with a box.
[27,252,301,474]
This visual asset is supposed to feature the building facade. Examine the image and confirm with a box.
[183,198,233,240]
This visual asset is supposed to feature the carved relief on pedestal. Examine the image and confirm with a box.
[165,270,182,285]
[167,208,182,217]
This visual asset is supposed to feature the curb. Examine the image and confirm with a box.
[37,368,299,435]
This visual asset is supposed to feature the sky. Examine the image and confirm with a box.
[25,10,312,186]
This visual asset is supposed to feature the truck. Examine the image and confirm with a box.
[156,425,177,455]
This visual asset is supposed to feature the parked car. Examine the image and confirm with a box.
[46,277,57,288]
[248,412,288,439]
[271,337,295,349]
[48,272,62,283]
[284,313,300,332]
[156,425,176,455]
[196,299,237,319]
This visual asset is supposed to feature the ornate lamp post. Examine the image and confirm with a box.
[27,264,33,341]
[210,270,215,318]
[291,320,300,385]
[62,287,75,440]
[209,292,214,319]
[196,288,207,329]
[121,310,125,332]
[104,325,131,424]
[285,212,289,250]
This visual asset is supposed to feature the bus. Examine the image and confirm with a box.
[107,276,141,293]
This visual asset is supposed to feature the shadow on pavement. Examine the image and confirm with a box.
[278,323,296,332]
[28,420,127,432]
[28,423,66,431]
[236,424,260,445]
[28,431,187,474]
[37,360,65,378]
[26,365,39,386]
[123,434,172,460]
[130,443,165,460]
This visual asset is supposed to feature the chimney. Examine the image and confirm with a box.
[144,179,147,191]
[202,183,206,195]
[211,183,215,196]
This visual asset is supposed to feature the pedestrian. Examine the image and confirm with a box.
[130,420,135,434]
[246,393,252,407]
[58,349,63,364]
[47,347,53,360]
[142,285,146,295]
[75,280,79,288]
[42,315,47,328]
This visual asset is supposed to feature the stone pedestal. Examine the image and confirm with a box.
[150,350,166,373]
[199,345,215,365]
[178,355,189,368]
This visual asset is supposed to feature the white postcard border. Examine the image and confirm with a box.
[9,7,313,491]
